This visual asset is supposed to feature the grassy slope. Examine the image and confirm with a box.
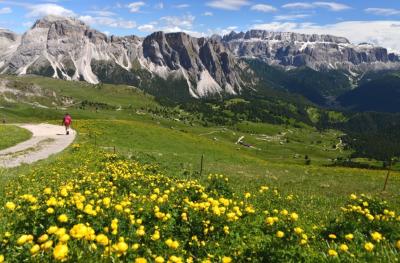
[0,75,399,223]
[0,125,32,150]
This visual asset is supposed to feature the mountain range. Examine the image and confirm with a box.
[0,15,399,111]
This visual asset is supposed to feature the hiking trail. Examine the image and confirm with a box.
[0,124,76,168]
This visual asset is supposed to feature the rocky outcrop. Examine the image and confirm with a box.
[141,31,242,97]
[0,16,399,99]
[0,16,242,98]
[224,30,400,71]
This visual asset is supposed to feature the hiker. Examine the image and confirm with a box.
[62,113,72,135]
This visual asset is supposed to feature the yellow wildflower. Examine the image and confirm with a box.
[223,226,230,234]
[30,244,40,255]
[41,240,53,250]
[136,226,146,236]
[38,234,49,243]
[132,243,140,250]
[328,249,338,257]
[60,188,68,197]
[44,188,52,195]
[370,232,383,242]
[294,227,304,235]
[222,256,232,263]
[276,231,285,238]
[102,197,111,207]
[59,234,70,243]
[300,239,307,245]
[5,202,16,211]
[151,230,160,241]
[165,238,180,249]
[116,241,128,253]
[340,244,349,252]
[57,214,68,223]
[364,242,374,252]
[366,214,374,221]
[265,217,274,225]
[17,234,32,246]
[96,234,109,246]
[69,224,88,239]
[181,212,188,221]
[53,243,68,261]
[290,213,299,221]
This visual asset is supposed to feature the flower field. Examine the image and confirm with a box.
[0,146,399,262]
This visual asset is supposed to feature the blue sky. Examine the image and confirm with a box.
[1,0,400,51]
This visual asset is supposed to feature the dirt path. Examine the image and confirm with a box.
[0,124,76,168]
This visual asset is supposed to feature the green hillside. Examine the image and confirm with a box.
[0,125,32,150]
[0,75,399,262]
[339,74,400,112]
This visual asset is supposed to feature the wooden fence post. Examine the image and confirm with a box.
[200,154,204,177]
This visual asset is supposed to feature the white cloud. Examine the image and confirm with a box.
[251,20,400,52]
[274,14,310,21]
[79,15,136,29]
[127,2,145,13]
[160,14,195,29]
[207,26,239,36]
[137,14,207,37]
[26,3,75,18]
[365,8,400,16]
[313,2,350,11]
[250,4,277,13]
[206,0,250,11]
[203,12,214,16]
[282,2,314,9]
[155,2,164,9]
[174,4,190,9]
[138,24,155,32]
[22,21,33,27]
[282,2,350,11]
[0,7,12,14]
[86,10,116,17]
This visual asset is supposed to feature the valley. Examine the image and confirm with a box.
[0,12,399,262]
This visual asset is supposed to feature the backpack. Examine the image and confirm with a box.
[64,115,72,125]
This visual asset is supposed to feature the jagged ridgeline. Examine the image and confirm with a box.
[0,15,399,106]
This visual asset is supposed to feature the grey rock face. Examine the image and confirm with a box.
[0,29,20,63]
[0,16,399,99]
[224,30,399,71]
[1,15,143,84]
[141,31,242,97]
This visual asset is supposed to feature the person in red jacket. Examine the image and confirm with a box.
[62,113,72,135]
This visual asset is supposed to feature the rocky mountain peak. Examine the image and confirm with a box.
[224,29,350,44]
[32,15,86,30]
[0,29,19,42]
[0,15,399,99]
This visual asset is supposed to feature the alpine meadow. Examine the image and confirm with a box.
[0,1,400,262]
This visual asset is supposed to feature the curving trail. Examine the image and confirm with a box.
[0,124,76,168]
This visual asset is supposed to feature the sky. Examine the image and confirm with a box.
[1,0,400,52]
